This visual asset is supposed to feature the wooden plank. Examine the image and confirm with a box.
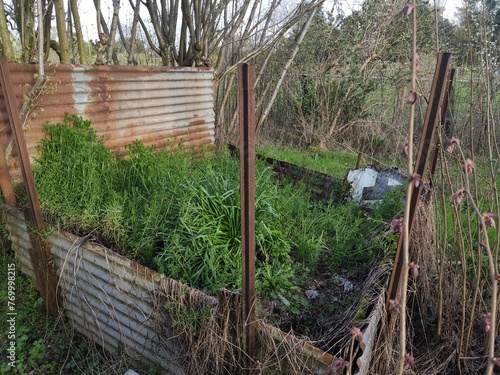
[0,57,60,315]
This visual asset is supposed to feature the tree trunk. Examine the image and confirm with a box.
[127,0,141,65]
[94,0,119,65]
[15,0,36,62]
[144,0,172,65]
[0,0,15,60]
[107,0,120,64]
[54,0,70,63]
[70,0,88,63]
[43,2,53,60]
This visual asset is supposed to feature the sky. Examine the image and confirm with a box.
[439,0,462,20]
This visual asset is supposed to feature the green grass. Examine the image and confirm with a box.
[257,144,358,176]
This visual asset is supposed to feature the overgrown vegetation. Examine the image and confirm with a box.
[31,115,402,321]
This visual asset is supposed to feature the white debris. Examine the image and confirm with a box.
[347,166,406,203]
[305,289,320,299]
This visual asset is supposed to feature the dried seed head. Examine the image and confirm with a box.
[409,261,420,279]
[402,2,415,15]
[406,90,418,104]
[390,217,404,233]
[404,353,415,369]
[482,212,497,229]
[328,357,349,373]
[411,173,422,188]
[402,141,409,158]
[464,159,475,174]
[350,327,363,343]
[452,188,465,205]
[481,313,491,333]
[493,357,500,368]
[388,298,400,314]
[443,136,459,152]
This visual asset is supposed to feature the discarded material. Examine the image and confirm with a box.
[347,166,406,203]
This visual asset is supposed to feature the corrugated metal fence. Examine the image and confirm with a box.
[3,204,337,374]
[0,63,215,178]
[3,205,212,374]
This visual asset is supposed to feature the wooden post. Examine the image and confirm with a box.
[239,63,256,372]
[0,57,61,315]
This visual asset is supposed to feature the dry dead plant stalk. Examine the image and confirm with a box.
[397,0,418,373]
[157,281,337,374]
[457,145,498,375]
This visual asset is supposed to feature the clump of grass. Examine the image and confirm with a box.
[154,153,299,297]
[33,114,117,236]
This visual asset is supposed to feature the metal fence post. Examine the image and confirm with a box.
[239,63,256,372]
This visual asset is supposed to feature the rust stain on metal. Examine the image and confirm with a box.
[86,69,115,132]
[189,118,206,126]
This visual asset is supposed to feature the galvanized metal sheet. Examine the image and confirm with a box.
[2,205,186,374]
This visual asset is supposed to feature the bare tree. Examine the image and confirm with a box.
[127,0,141,65]
[13,0,36,62]
[107,0,120,64]
[43,1,53,60]
[93,0,119,64]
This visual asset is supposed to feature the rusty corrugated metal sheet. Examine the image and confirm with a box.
[0,63,215,178]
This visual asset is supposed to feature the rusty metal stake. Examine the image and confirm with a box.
[0,57,60,315]
[429,68,456,180]
[239,63,256,372]
[386,53,452,310]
